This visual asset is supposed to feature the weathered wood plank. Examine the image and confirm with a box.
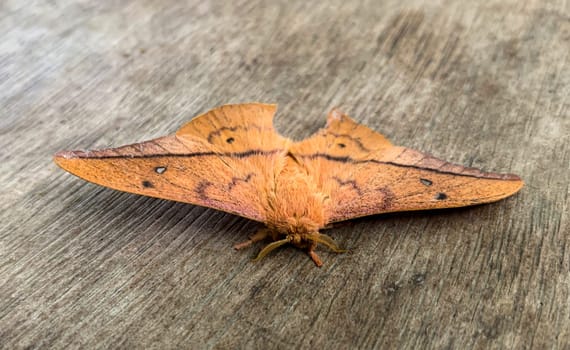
[0,0,568,348]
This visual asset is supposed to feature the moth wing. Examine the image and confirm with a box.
[290,109,524,223]
[54,103,289,222]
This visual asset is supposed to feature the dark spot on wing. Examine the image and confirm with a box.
[226,137,235,144]
[155,166,167,174]
[142,180,154,188]
[435,192,447,200]
[338,143,346,148]
[420,178,432,186]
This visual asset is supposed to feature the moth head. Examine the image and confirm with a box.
[268,215,320,237]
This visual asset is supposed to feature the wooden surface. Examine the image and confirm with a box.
[0,1,568,348]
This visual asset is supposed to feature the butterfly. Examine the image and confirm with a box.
[54,103,523,266]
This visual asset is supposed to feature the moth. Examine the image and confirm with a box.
[54,103,523,266]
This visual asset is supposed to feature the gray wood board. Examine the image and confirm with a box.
[1,1,568,348]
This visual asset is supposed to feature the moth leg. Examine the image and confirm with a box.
[234,228,270,250]
[308,250,324,267]
[306,240,324,267]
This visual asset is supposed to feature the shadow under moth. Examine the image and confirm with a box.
[54,103,523,266]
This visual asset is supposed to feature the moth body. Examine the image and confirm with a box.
[251,155,336,264]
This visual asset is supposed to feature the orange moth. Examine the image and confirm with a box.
[54,103,523,266]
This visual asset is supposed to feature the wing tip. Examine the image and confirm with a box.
[482,176,524,204]
[508,176,525,193]
[53,150,80,175]
[473,174,524,202]
[502,173,523,182]
[477,170,523,182]
[328,108,344,121]
[54,149,102,161]
[326,108,360,129]
[54,150,80,160]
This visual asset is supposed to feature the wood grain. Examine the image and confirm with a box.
[0,0,568,348]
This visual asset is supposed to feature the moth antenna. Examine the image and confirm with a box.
[234,228,270,250]
[252,237,292,262]
[309,233,346,253]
